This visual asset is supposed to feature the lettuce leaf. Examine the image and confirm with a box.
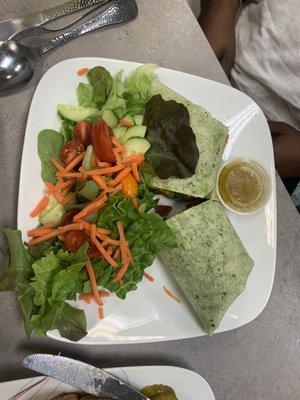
[77,83,96,108]
[95,194,178,299]
[37,129,64,184]
[101,71,127,118]
[124,64,158,114]
[0,230,89,341]
[87,66,113,108]
[59,119,74,142]
[144,94,200,179]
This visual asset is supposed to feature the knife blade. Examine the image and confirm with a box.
[22,354,149,400]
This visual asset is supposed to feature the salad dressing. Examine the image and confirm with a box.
[217,159,270,214]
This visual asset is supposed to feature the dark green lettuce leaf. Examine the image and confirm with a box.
[87,66,113,108]
[144,94,199,179]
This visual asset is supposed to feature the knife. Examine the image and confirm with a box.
[0,0,110,41]
[22,354,149,400]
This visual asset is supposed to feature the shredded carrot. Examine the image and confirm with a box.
[97,161,112,167]
[102,238,120,246]
[78,294,91,304]
[79,290,110,304]
[66,152,85,171]
[119,118,134,127]
[131,198,139,209]
[77,67,89,76]
[109,167,131,187]
[39,222,54,229]
[144,272,154,282]
[57,222,84,234]
[116,221,128,264]
[45,182,66,203]
[126,245,133,264]
[81,221,110,236]
[28,229,59,246]
[51,157,66,172]
[56,171,83,179]
[113,260,130,282]
[163,286,181,304]
[113,247,121,260]
[91,224,97,243]
[99,290,110,297]
[55,180,74,191]
[29,196,49,218]
[91,174,109,191]
[87,165,124,176]
[90,237,118,268]
[120,154,144,165]
[27,228,54,237]
[112,137,126,152]
[85,261,103,306]
[73,195,107,221]
[106,245,114,256]
[131,162,140,182]
[98,307,104,319]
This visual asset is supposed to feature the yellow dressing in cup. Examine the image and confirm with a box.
[216,158,270,214]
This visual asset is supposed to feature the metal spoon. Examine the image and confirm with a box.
[0,0,138,96]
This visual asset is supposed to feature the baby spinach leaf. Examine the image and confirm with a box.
[37,129,64,184]
[144,94,200,179]
[60,119,74,142]
[87,66,112,108]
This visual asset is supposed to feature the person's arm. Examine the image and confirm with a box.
[269,121,300,179]
[198,0,241,76]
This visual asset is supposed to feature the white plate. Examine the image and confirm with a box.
[18,58,276,344]
[1,365,215,400]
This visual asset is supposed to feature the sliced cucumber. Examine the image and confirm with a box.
[124,137,151,156]
[39,195,65,227]
[113,126,127,142]
[133,114,144,125]
[58,104,98,122]
[78,181,99,200]
[102,109,118,128]
[82,145,94,171]
[119,113,134,127]
[123,125,147,142]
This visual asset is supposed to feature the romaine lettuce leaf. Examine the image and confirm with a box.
[101,71,127,118]
[124,64,158,114]
[77,83,96,108]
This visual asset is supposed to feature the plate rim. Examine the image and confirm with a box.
[17,56,277,345]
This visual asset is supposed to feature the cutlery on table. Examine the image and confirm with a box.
[0,0,138,96]
[22,354,149,400]
[0,0,111,41]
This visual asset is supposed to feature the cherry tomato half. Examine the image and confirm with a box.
[61,139,85,166]
[121,173,138,197]
[60,230,87,253]
[74,121,92,148]
[91,120,116,164]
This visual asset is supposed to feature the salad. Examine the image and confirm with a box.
[0,64,179,341]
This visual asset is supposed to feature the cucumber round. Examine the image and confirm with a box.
[82,145,94,171]
[124,137,151,156]
[133,114,144,125]
[78,181,99,200]
[39,195,65,227]
[102,109,118,128]
[58,104,98,122]
[113,126,127,142]
[123,125,147,142]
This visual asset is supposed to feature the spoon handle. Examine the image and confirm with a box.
[37,0,138,55]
